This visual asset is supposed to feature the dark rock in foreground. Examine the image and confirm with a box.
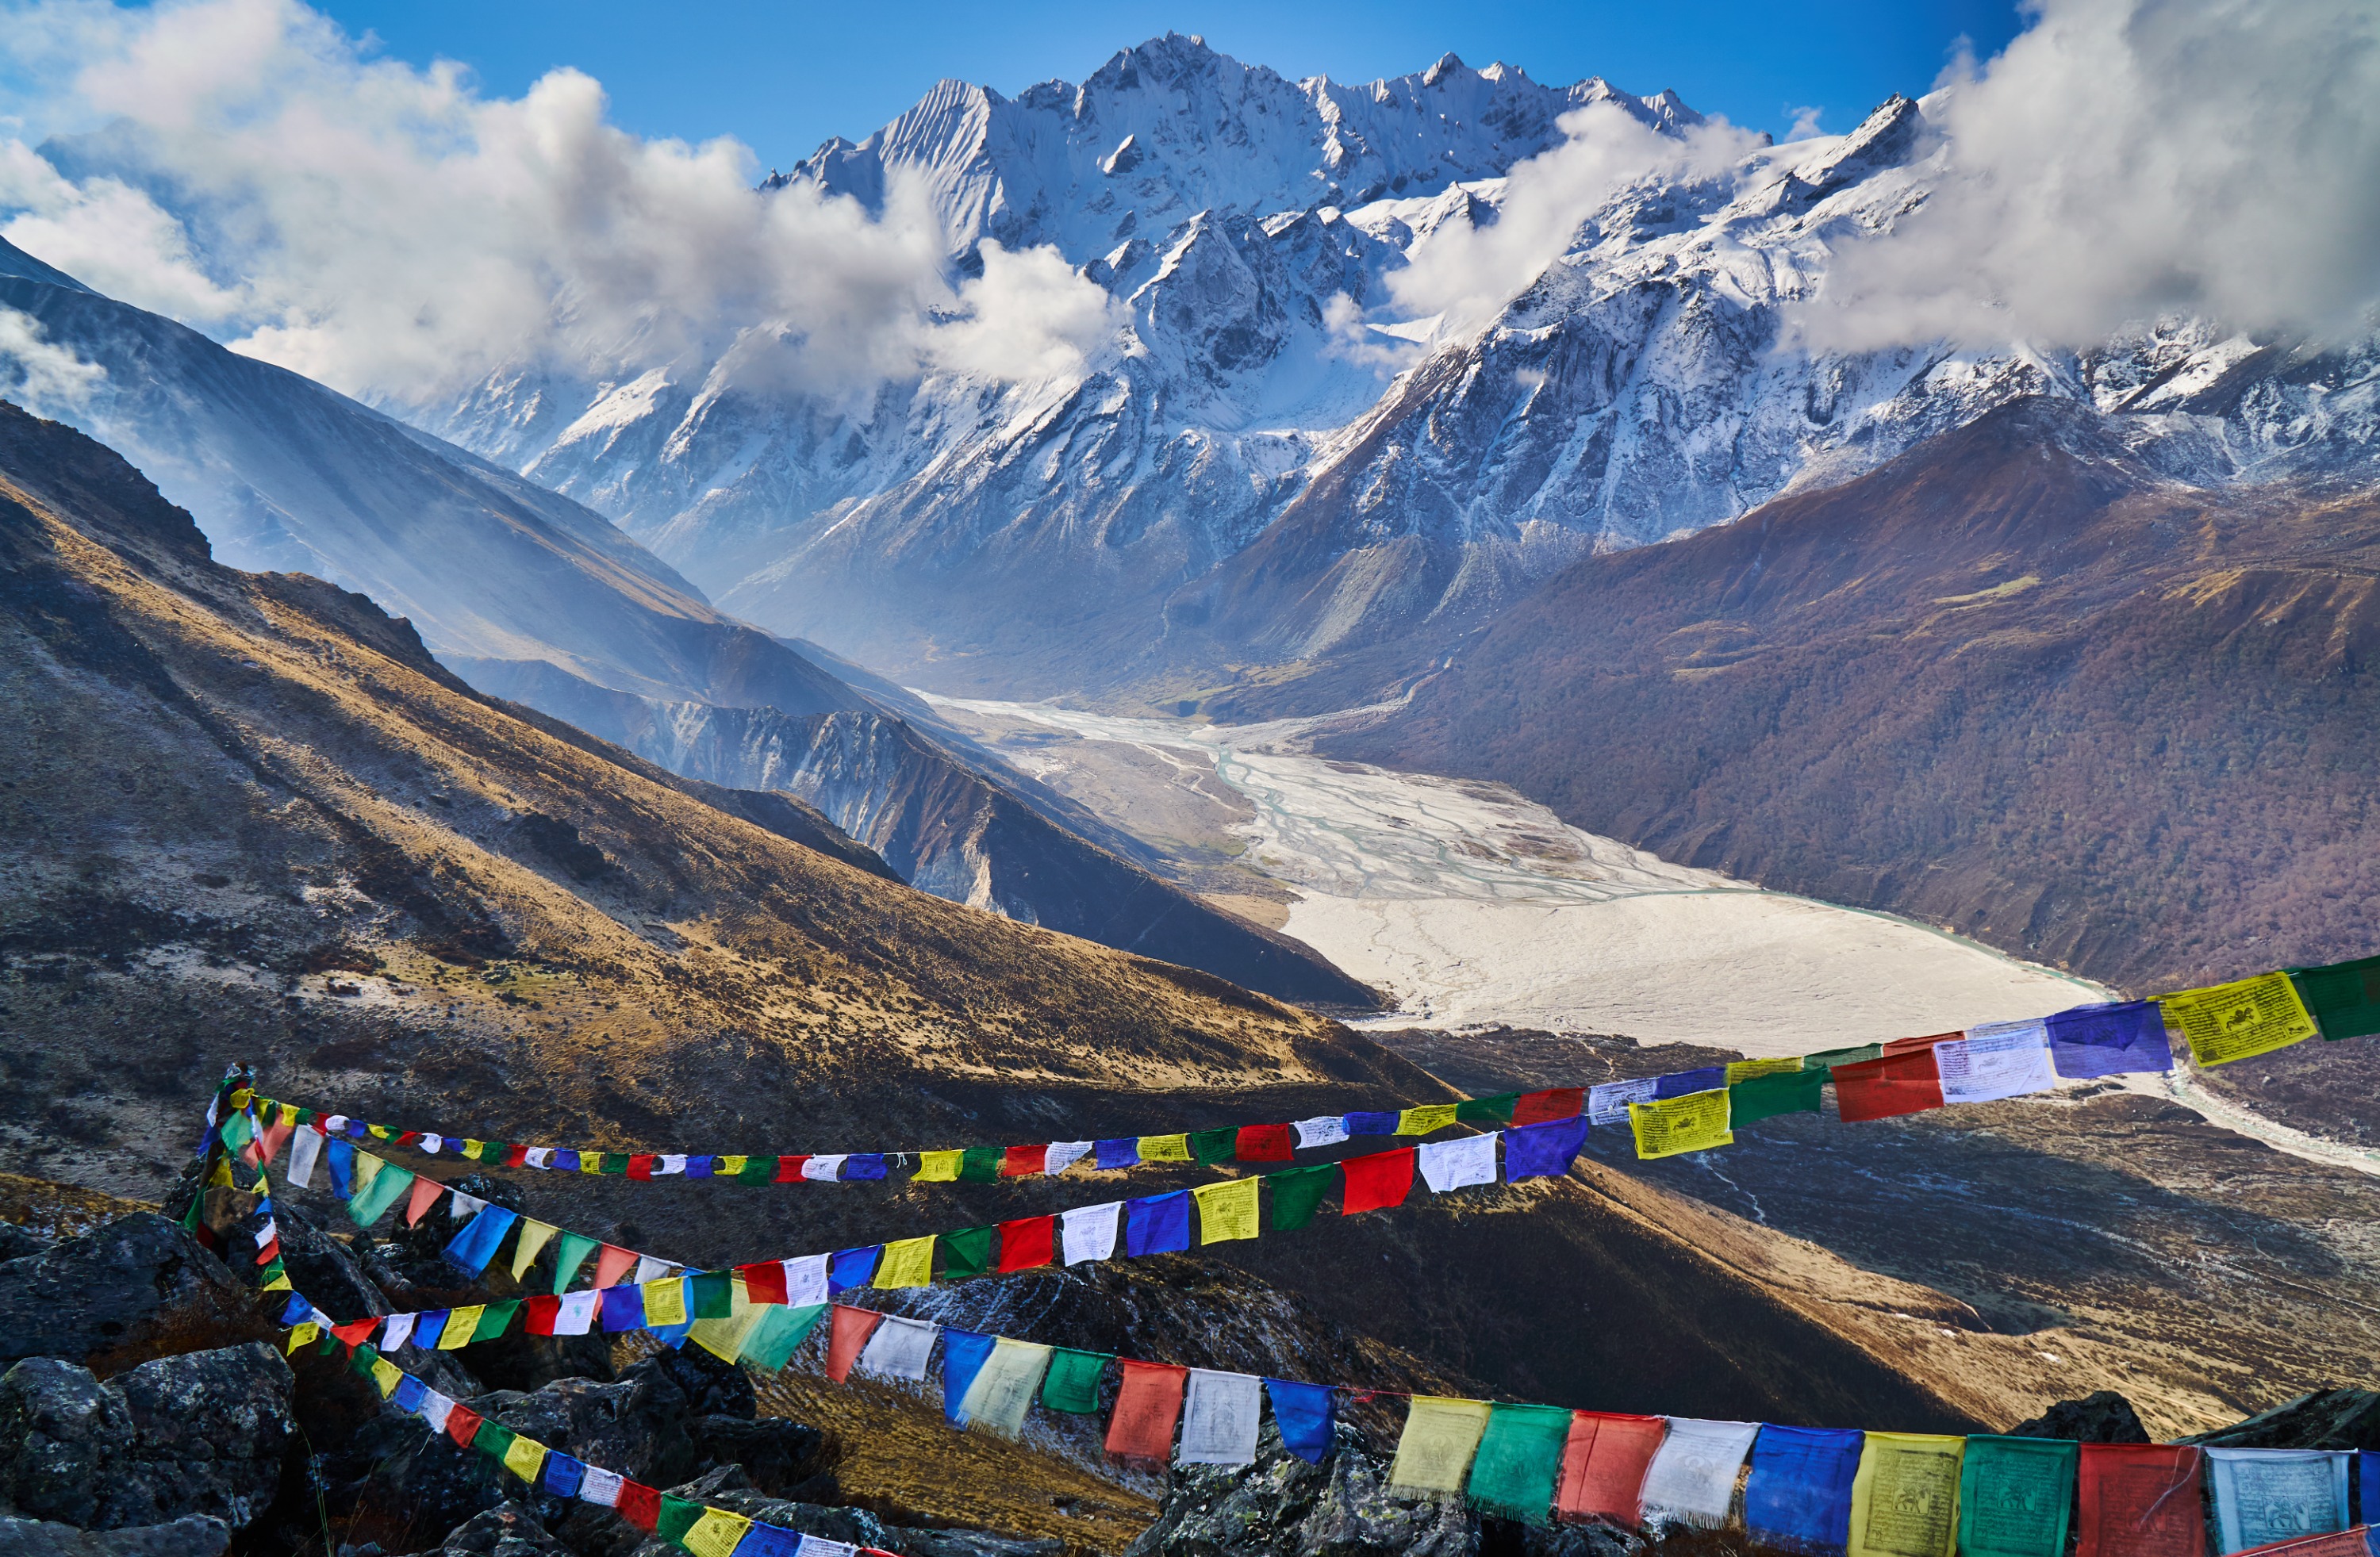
[2182,1390,2380,1450]
[0,1216,258,1375]
[0,1516,229,1557]
[2010,1390,2152,1444]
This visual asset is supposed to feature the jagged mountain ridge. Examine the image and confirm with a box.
[422,38,2380,701]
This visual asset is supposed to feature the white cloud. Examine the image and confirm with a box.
[0,304,105,411]
[0,0,1113,402]
[1806,0,2380,349]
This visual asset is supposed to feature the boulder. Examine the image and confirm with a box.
[267,1204,388,1326]
[2184,1390,2380,1450]
[0,1227,52,1264]
[0,1345,290,1532]
[0,1517,229,1557]
[0,1216,258,1375]
[685,1417,827,1496]
[435,1501,574,1557]
[2009,1392,2152,1444]
[646,1345,754,1420]
[1125,1421,1477,1556]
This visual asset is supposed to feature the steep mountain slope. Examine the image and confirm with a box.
[0,239,1368,1005]
[0,397,2040,1440]
[1327,398,2380,992]
[422,40,2378,702]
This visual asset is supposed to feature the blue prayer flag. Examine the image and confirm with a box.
[684,1156,715,1179]
[324,1138,355,1199]
[829,1245,881,1293]
[551,1149,580,1172]
[599,1286,645,1333]
[278,1294,312,1325]
[411,1310,449,1350]
[541,1453,585,1499]
[1093,1137,1142,1171]
[1745,1425,1864,1555]
[443,1206,519,1277]
[1266,1378,1337,1463]
[2360,1452,2378,1528]
[1343,1111,1399,1135]
[1503,1116,1587,1180]
[1125,1191,1192,1256]
[734,1525,804,1557]
[942,1329,996,1422]
[841,1154,888,1180]
[393,1376,426,1412]
[2047,1000,2174,1079]
[1656,1067,1728,1099]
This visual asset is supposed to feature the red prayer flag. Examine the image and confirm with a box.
[627,1153,658,1181]
[1883,1030,1963,1054]
[1340,1148,1416,1215]
[255,1238,281,1266]
[1002,1144,1048,1177]
[996,1215,1055,1272]
[445,1405,483,1448]
[774,1155,808,1183]
[1234,1123,1295,1162]
[739,1262,789,1306]
[1514,1087,1585,1126]
[2079,1445,2206,1557]
[1833,1049,1947,1122]
[404,1176,445,1227]
[1557,1411,1667,1526]
[1104,1359,1188,1465]
[396,1131,421,1146]
[524,1295,560,1336]
[593,1245,638,1289]
[825,1305,883,1383]
[616,1481,661,1532]
[503,1145,529,1168]
[2236,1534,2371,1557]
[330,1317,378,1350]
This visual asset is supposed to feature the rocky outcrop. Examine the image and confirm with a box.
[2010,1391,2153,1444]
[2183,1390,2380,1450]
[0,1517,229,1557]
[0,1216,257,1375]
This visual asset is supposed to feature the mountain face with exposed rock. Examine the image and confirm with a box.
[419,36,2378,704]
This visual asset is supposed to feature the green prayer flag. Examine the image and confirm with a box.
[471,1417,517,1459]
[1266,1164,1337,1230]
[473,1300,521,1342]
[1806,1044,1884,1071]
[688,1271,734,1320]
[1189,1126,1238,1165]
[958,1146,1003,1183]
[599,1153,629,1175]
[1729,1068,1829,1126]
[1958,1435,2078,1557]
[1456,1093,1519,1126]
[735,1156,776,1185]
[655,1496,704,1546]
[739,1304,826,1371]
[940,1225,995,1279]
[348,1342,381,1376]
[346,1161,416,1227]
[1466,1402,1572,1525]
[1040,1347,1111,1413]
[553,1232,598,1295]
[2289,954,2380,1041]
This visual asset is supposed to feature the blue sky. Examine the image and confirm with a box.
[310,0,2027,168]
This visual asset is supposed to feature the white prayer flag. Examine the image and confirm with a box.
[287,1129,323,1188]
[577,1465,624,1507]
[448,1192,485,1221]
[1292,1116,1349,1149]
[800,1155,846,1182]
[1418,1133,1499,1193]
[855,1315,939,1382]
[1589,1078,1660,1126]
[325,1115,348,1135]
[631,1255,675,1284]
[1177,1369,1265,1467]
[1937,1022,2058,1105]
[554,1291,600,1336]
[1639,1417,1760,1528]
[1044,1141,1094,1175]
[658,1154,688,1175]
[957,1338,1054,1439]
[380,1313,416,1352]
[1061,1202,1123,1266]
[793,1538,855,1557]
[418,1390,455,1433]
[2207,1448,2351,1555]
[254,1218,278,1248]
[781,1256,830,1310]
[420,1135,443,1154]
[524,1148,551,1170]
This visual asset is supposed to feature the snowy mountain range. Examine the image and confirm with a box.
[420,34,2380,704]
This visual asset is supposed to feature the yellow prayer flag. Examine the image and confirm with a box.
[1388,1397,1493,1494]
[681,1509,754,1557]
[440,1306,483,1349]
[1396,1103,1459,1136]
[1849,1432,1964,1557]
[461,1139,486,1157]
[1137,1133,1191,1162]
[1726,1057,1802,1083]
[206,1155,236,1187]
[640,1277,689,1328]
[1629,1089,1733,1160]
[873,1236,936,1289]
[351,1152,383,1191]
[370,1358,402,1398]
[277,1103,297,1127]
[287,1323,320,1353]
[501,1433,548,1484]
[263,1271,292,1292]
[1192,1176,1261,1244]
[720,1155,747,1176]
[689,1277,762,1363]
[228,1088,252,1110]
[510,1220,559,1281]
[2161,972,2318,1067]
[913,1150,963,1182]
[579,1152,605,1175]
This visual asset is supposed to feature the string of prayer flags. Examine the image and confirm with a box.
[1125,1191,1192,1256]
[1105,1360,1188,1467]
[1418,1133,1499,1193]
[1265,1379,1337,1464]
[1746,1425,1865,1554]
[1641,1417,1761,1528]
[1040,1348,1111,1414]
[1390,1398,1494,1495]
[1960,1436,2080,1557]
[2161,972,2319,1067]
[1177,1370,1264,1467]
[1558,1412,1669,1527]
[2079,1444,2207,1557]
[1833,1050,1948,1124]
[1849,1433,1964,1557]
[1629,1090,1733,1160]
[956,1338,1050,1440]
[2048,1002,2174,1080]
[1192,1177,1260,1244]
[2290,954,2380,1041]
[1936,1023,2059,1106]
[1502,1117,1587,1180]
[1341,1148,1415,1214]
[2206,1449,2351,1555]
[1467,1403,1574,1525]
